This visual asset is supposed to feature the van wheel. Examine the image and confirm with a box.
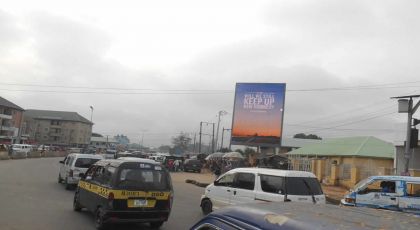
[201,199,212,215]
[94,207,106,230]
[73,191,82,212]
[65,178,72,190]
[150,221,164,229]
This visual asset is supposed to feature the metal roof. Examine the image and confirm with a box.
[24,109,92,124]
[281,137,323,148]
[0,97,24,111]
[287,136,394,159]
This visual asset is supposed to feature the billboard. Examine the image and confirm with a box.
[231,83,286,147]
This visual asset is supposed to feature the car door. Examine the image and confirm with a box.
[208,173,235,209]
[60,156,70,179]
[356,180,399,209]
[230,172,256,205]
[399,181,420,212]
[255,174,285,202]
[78,165,99,212]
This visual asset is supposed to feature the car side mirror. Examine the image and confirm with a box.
[79,173,85,178]
[59,160,64,164]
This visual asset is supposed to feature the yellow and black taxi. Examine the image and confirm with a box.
[73,157,173,229]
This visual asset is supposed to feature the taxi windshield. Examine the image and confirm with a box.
[116,168,170,191]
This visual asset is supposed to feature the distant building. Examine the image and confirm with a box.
[0,97,24,144]
[90,136,118,149]
[23,109,92,147]
[114,134,130,145]
[287,136,394,188]
[394,140,420,177]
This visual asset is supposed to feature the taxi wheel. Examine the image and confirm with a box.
[201,199,212,215]
[94,207,106,230]
[150,221,164,229]
[73,191,82,212]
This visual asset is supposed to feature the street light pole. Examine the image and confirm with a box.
[215,110,227,151]
[198,122,202,154]
[392,94,420,175]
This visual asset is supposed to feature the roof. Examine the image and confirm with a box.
[90,136,118,143]
[367,175,420,183]
[227,167,316,178]
[193,202,420,230]
[95,158,160,167]
[281,137,322,148]
[0,97,24,111]
[24,109,92,124]
[67,153,104,159]
[287,136,394,159]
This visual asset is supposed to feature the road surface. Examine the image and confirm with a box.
[0,157,206,230]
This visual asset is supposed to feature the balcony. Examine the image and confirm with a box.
[0,114,12,120]
[0,126,17,132]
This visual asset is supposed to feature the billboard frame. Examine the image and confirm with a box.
[230,82,286,148]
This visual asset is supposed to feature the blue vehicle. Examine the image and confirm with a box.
[190,202,420,230]
[341,175,420,214]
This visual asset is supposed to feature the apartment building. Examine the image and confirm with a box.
[23,109,93,147]
[0,97,24,144]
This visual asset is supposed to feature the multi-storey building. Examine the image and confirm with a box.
[0,97,25,144]
[23,110,93,147]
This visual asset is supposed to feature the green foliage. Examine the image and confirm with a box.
[293,133,322,140]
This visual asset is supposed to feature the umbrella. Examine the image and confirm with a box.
[205,152,224,160]
[222,152,244,159]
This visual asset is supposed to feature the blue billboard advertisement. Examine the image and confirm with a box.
[231,83,286,147]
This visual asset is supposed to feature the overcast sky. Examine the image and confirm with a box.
[1,0,419,147]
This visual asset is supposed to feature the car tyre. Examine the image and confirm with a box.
[201,199,212,215]
[94,207,106,230]
[73,190,82,212]
[150,221,164,229]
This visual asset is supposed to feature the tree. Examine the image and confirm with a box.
[293,133,322,140]
[171,132,192,152]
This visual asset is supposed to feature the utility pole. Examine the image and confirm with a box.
[212,123,215,153]
[198,122,202,154]
[89,106,94,123]
[220,128,231,150]
[392,94,420,175]
[215,110,227,150]
[193,133,197,153]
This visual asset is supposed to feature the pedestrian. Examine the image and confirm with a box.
[174,159,180,172]
[168,159,174,172]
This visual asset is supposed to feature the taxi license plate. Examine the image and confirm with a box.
[133,199,147,207]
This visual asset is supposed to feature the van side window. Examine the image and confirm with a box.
[215,174,235,187]
[407,183,420,197]
[260,175,285,194]
[233,173,255,190]
[92,166,105,184]
[359,180,396,194]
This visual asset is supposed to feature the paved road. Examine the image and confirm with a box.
[0,158,206,230]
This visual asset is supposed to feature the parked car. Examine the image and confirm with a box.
[58,153,103,190]
[200,168,325,214]
[190,202,420,230]
[12,144,32,155]
[73,158,173,229]
[184,159,202,173]
[37,145,50,151]
[341,175,420,214]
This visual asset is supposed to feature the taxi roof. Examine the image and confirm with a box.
[227,167,317,178]
[94,157,160,167]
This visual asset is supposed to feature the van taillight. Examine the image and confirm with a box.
[167,193,173,209]
[69,170,73,177]
[108,192,114,201]
[108,192,114,208]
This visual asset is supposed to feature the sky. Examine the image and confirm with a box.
[1,0,419,147]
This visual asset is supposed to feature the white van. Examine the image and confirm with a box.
[12,144,32,155]
[200,168,326,214]
[58,153,103,189]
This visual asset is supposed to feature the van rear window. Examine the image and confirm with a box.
[117,168,170,190]
[74,158,101,168]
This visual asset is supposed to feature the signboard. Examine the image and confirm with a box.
[231,83,286,147]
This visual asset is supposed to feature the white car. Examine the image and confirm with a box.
[12,144,32,155]
[58,153,103,189]
[200,168,326,214]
